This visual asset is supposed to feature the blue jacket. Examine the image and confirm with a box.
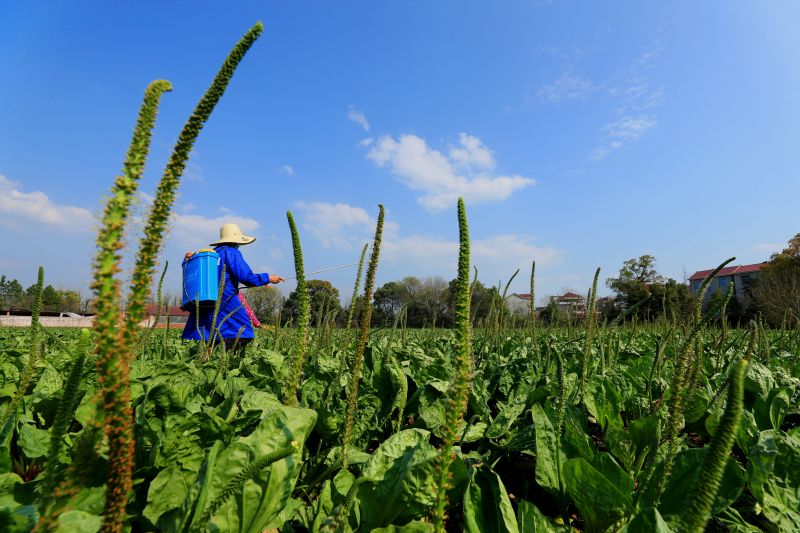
[181,246,271,341]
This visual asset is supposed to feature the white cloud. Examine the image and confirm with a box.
[366,134,534,211]
[591,115,657,160]
[449,133,495,170]
[604,116,657,141]
[0,174,95,232]
[538,71,594,103]
[347,106,370,132]
[279,165,295,176]
[170,213,259,249]
[293,201,562,277]
[294,201,376,248]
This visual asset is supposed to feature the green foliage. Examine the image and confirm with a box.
[283,279,342,327]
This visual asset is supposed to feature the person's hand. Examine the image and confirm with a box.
[184,251,195,261]
[269,274,285,284]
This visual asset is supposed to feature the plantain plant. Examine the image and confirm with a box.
[679,358,747,533]
[284,210,310,406]
[87,23,264,533]
[342,205,384,467]
[432,198,472,532]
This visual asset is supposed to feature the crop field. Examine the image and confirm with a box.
[0,321,798,532]
[1,20,798,533]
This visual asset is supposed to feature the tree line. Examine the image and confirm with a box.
[0,275,87,314]
[4,232,797,327]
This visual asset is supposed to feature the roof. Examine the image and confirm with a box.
[688,262,765,281]
[143,304,190,317]
[509,293,531,300]
[557,292,584,300]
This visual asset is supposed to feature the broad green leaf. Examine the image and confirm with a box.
[620,507,673,532]
[56,510,102,532]
[584,378,623,432]
[486,388,527,439]
[516,499,557,533]
[17,423,49,459]
[562,458,632,533]
[531,404,563,494]
[650,448,745,518]
[463,466,519,533]
[200,406,316,533]
[592,452,633,497]
[143,465,191,529]
[358,429,466,529]
[747,430,800,531]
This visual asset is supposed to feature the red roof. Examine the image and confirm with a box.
[143,304,190,317]
[511,293,531,300]
[688,262,765,281]
[557,292,584,300]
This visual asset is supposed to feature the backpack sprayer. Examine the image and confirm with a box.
[182,250,357,307]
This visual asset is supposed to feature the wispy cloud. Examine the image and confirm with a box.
[533,42,665,161]
[366,133,535,211]
[347,105,370,132]
[0,174,95,232]
[279,165,295,176]
[537,70,595,103]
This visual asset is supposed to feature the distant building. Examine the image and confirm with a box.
[550,292,586,318]
[139,304,190,328]
[688,262,765,304]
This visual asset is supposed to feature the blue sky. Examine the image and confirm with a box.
[1,1,798,304]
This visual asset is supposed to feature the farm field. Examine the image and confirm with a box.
[0,323,798,531]
[3,10,800,533]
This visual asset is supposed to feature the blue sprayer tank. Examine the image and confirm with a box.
[181,249,220,310]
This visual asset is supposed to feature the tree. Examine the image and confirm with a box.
[748,233,800,326]
[0,275,24,309]
[606,255,690,321]
[60,290,83,314]
[282,279,341,326]
[243,285,284,324]
[446,278,502,327]
[373,281,406,326]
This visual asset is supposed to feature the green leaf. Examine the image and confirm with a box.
[562,457,632,533]
[516,499,557,533]
[143,465,191,529]
[747,430,800,531]
[531,404,563,494]
[620,507,673,533]
[584,378,623,433]
[17,423,49,459]
[463,466,520,533]
[371,521,435,532]
[197,406,316,533]
[650,448,745,518]
[486,388,527,439]
[56,510,102,532]
[358,429,465,530]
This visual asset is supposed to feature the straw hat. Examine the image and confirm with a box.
[209,223,256,246]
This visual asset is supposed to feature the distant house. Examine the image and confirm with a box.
[139,304,190,328]
[550,292,586,318]
[688,262,765,304]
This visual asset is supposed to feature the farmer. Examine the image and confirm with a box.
[181,223,284,353]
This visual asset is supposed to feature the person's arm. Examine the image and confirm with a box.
[226,248,282,287]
